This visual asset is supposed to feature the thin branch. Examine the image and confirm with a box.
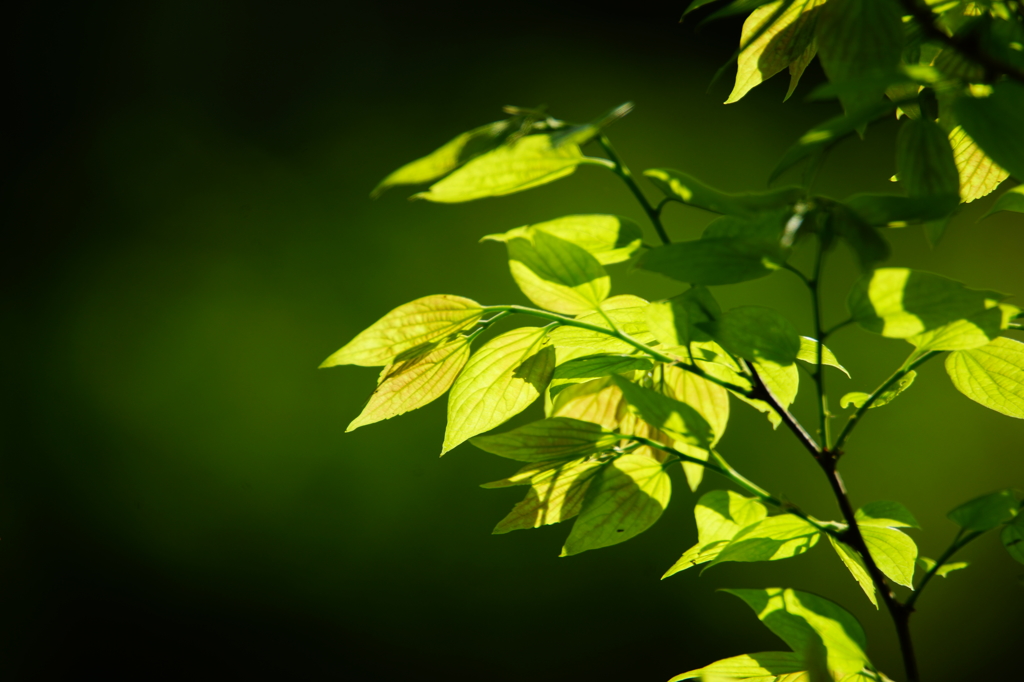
[906,529,984,609]
[822,317,854,339]
[597,134,672,245]
[809,240,831,449]
[745,360,822,458]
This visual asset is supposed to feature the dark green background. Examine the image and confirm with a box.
[7,2,1023,679]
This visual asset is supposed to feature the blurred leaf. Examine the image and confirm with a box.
[612,375,714,449]
[1002,514,1024,564]
[561,453,672,555]
[487,229,610,315]
[493,457,606,533]
[713,306,801,366]
[984,185,1024,218]
[643,168,802,216]
[955,81,1024,181]
[722,587,871,676]
[797,336,850,377]
[321,295,483,367]
[907,306,1003,354]
[636,238,787,285]
[726,0,825,104]
[549,354,653,397]
[708,514,821,568]
[815,0,904,117]
[945,337,1024,419]
[484,214,643,265]
[443,327,555,453]
[414,134,585,203]
[663,490,769,577]
[347,336,471,431]
[861,526,917,587]
[847,268,1005,338]
[828,535,878,608]
[550,102,634,148]
[829,202,891,269]
[947,489,1019,532]
[682,0,728,19]
[839,371,916,410]
[856,501,921,529]
[669,651,805,681]
[844,193,956,226]
[949,126,1009,204]
[918,556,970,577]
[645,287,722,353]
[471,417,618,462]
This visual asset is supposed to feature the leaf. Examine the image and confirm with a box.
[918,556,970,578]
[547,296,657,358]
[643,169,803,217]
[561,453,672,555]
[321,295,484,367]
[829,202,891,269]
[470,417,618,462]
[945,337,1024,419]
[482,214,643,265]
[895,117,961,217]
[954,81,1024,181]
[669,651,806,681]
[708,514,821,568]
[855,501,921,529]
[636,238,787,285]
[481,459,566,489]
[722,588,871,676]
[550,376,630,430]
[984,184,1024,218]
[1002,514,1024,565]
[549,354,653,397]
[487,229,610,315]
[839,371,916,409]
[727,0,825,104]
[611,375,714,449]
[907,307,1004,354]
[645,287,722,353]
[347,336,471,431]
[413,134,586,203]
[493,458,607,533]
[664,490,770,577]
[713,306,801,366]
[947,489,1020,532]
[948,126,1009,204]
[797,336,850,377]
[815,0,904,117]
[659,365,731,490]
[443,327,555,453]
[828,535,878,608]
[847,268,1005,338]
[844,193,955,227]
[755,358,800,411]
[861,525,917,588]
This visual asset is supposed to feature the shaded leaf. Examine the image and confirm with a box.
[612,375,714,449]
[471,417,618,462]
[947,489,1019,532]
[856,501,920,529]
[322,295,484,367]
[829,202,891,269]
[954,80,1024,181]
[645,286,722,353]
[918,556,970,577]
[493,458,606,533]
[984,184,1024,218]
[896,117,961,217]
[636,238,787,285]
[948,125,1009,204]
[549,354,653,397]
[670,651,805,681]
[840,371,916,410]
[1002,514,1024,565]
[713,306,801,366]
[659,365,731,490]
[643,168,802,216]
[797,336,850,377]
[861,525,917,587]
[945,337,1024,418]
[845,194,956,227]
[483,214,643,265]
[828,535,878,608]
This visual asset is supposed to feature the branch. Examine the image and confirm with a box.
[906,529,984,609]
[597,134,672,245]
[745,360,822,458]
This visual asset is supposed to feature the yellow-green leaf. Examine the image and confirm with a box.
[548,295,657,357]
[945,337,1024,418]
[470,417,618,462]
[550,376,630,430]
[907,306,1004,354]
[645,286,721,354]
[861,525,917,588]
[669,651,805,681]
[855,501,920,529]
[840,371,916,409]
[796,336,850,377]
[643,168,803,216]
[828,535,878,608]
[663,490,768,578]
[321,295,484,367]
[984,184,1024,218]
[492,457,606,533]
[918,556,970,577]
[949,125,1009,204]
[954,80,1024,181]
[611,375,714,449]
[484,214,643,265]
[708,514,821,568]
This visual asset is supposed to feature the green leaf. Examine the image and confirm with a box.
[370,119,515,198]
[755,358,800,411]
[861,525,917,587]
[645,287,722,353]
[548,296,658,357]
[840,371,916,409]
[726,0,825,104]
[611,375,714,449]
[561,453,672,555]
[1002,514,1024,565]
[984,185,1024,218]
[847,268,1005,338]
[829,202,891,269]
[949,125,1009,204]
[550,376,629,430]
[844,193,956,227]
[669,651,805,681]
[918,556,970,577]
[635,238,787,285]
[643,168,802,216]
[443,327,555,453]
[855,501,921,529]
[815,0,904,117]
[549,354,653,397]
[470,417,618,462]
[708,514,821,568]
[482,214,643,265]
[797,336,850,377]
[828,535,878,608]
[481,459,566,489]
[945,337,1024,419]
[659,365,731,491]
[907,307,1004,354]
[486,229,610,315]
[895,117,961,217]
[947,489,1020,532]
[321,295,484,367]
[549,102,634,148]
[413,134,586,203]
[722,587,871,676]
[955,81,1024,181]
[663,490,770,577]
[713,306,801,366]
[492,458,606,533]
[347,336,471,431]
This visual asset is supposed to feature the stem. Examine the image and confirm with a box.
[832,351,941,453]
[822,317,854,339]
[906,529,983,609]
[597,134,672,245]
[745,360,822,458]
[809,240,830,449]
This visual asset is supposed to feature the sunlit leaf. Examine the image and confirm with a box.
[918,556,970,577]
[493,458,606,533]
[644,168,802,216]
[828,535,878,608]
[321,295,484,367]
[984,185,1024,218]
[948,125,1009,204]
[722,587,871,676]
[713,305,801,366]
[954,81,1024,181]
[664,490,770,578]
[840,371,916,410]
[347,336,471,431]
[481,459,566,489]
[636,237,787,285]
[861,525,917,588]
[945,337,1024,418]
[847,268,1005,338]
[612,375,714,449]
[548,296,657,357]
[550,376,630,430]
[549,354,653,397]
[1002,514,1024,565]
[947,489,1019,532]
[443,327,555,453]
[659,364,731,490]
[797,336,850,377]
[755,358,800,410]
[483,214,643,265]
[669,651,805,681]
[907,307,1003,354]
[856,501,920,529]
[414,134,586,203]
[471,417,618,462]
[709,514,821,568]
[561,453,672,555]
[645,287,722,354]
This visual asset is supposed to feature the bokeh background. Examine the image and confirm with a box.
[7,1,1023,679]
